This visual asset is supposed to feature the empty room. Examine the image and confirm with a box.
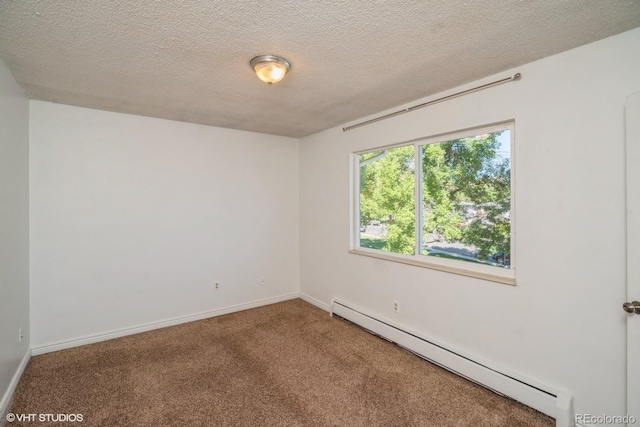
[1,1,640,426]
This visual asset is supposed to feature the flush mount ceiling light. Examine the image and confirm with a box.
[250,55,291,85]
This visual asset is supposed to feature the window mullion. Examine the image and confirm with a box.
[414,144,422,256]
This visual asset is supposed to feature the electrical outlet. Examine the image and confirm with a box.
[214,282,220,291]
[18,327,23,344]
[393,301,400,313]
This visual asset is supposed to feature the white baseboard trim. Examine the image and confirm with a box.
[0,349,31,424]
[31,292,299,356]
[299,292,331,312]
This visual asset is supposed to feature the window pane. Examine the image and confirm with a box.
[359,146,415,255]
[421,130,511,268]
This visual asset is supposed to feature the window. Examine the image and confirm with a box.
[352,122,515,284]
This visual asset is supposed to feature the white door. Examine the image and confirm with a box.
[626,91,640,424]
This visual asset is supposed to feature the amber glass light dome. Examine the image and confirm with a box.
[250,55,291,84]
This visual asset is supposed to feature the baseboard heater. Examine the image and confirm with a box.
[330,299,574,427]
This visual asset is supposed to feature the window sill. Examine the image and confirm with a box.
[349,248,516,286]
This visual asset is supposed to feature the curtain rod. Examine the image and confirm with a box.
[342,73,521,132]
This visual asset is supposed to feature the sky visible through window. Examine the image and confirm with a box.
[497,130,511,158]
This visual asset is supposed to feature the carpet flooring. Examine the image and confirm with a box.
[9,299,554,426]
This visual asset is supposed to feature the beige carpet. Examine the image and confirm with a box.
[9,299,554,426]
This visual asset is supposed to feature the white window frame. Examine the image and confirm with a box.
[350,121,516,285]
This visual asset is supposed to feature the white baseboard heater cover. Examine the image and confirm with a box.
[330,299,574,427]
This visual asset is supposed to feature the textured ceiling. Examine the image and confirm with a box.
[1,1,639,138]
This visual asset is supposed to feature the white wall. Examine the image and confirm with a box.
[0,60,30,408]
[30,102,299,348]
[299,28,640,418]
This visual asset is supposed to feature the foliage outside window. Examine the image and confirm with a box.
[354,123,514,284]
